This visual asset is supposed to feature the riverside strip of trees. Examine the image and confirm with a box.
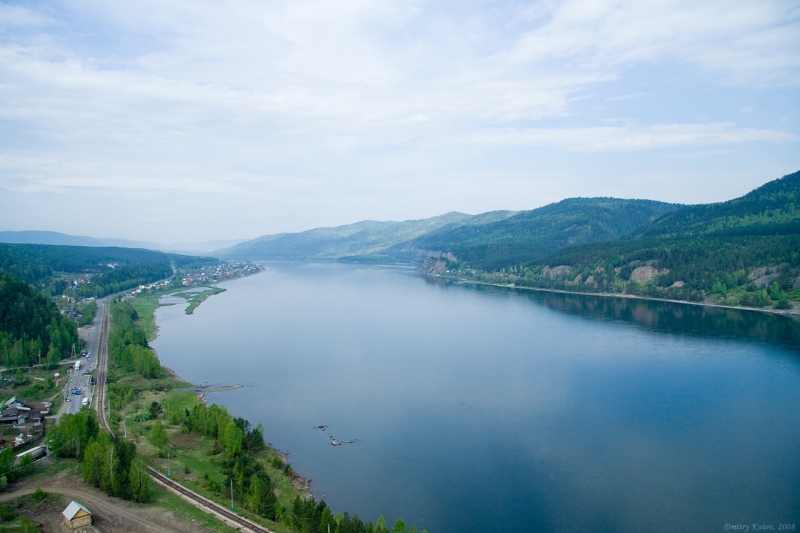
[162,397,428,533]
[108,302,161,379]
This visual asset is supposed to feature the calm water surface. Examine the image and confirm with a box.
[151,263,800,533]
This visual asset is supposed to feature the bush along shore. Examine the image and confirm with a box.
[52,295,428,533]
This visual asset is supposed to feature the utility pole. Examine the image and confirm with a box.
[167,450,170,479]
[110,446,114,485]
[38,350,41,366]
[230,478,234,511]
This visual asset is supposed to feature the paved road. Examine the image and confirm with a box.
[61,298,106,416]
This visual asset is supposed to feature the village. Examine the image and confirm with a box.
[178,261,264,286]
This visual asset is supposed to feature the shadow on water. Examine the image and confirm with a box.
[432,278,800,352]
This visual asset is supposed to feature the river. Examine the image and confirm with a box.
[151,262,800,533]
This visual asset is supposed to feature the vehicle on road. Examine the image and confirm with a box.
[74,360,81,371]
[81,398,89,407]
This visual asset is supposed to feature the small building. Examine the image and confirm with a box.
[62,501,92,529]
[0,398,45,426]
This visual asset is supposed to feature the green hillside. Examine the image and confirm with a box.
[444,171,800,309]
[509,235,800,305]
[638,170,800,239]
[0,243,218,297]
[398,198,681,270]
[216,198,679,265]
[215,211,516,260]
[0,271,79,367]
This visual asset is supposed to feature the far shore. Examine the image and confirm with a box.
[435,274,800,318]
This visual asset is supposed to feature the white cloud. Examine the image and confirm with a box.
[0,0,798,240]
[507,0,800,85]
[468,123,798,152]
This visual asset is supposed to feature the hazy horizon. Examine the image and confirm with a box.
[1,0,798,243]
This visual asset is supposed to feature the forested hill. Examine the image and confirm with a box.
[215,198,680,265]
[0,271,79,367]
[396,198,681,271]
[215,211,516,260]
[0,243,218,297]
[447,171,800,310]
[637,170,800,239]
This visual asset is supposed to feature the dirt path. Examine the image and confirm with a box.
[0,473,213,533]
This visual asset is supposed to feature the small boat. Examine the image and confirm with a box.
[330,440,341,446]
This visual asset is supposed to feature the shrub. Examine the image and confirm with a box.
[32,488,46,503]
[132,410,152,422]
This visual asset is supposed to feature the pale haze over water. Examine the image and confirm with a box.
[152,263,800,533]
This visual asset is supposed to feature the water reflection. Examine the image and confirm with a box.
[460,282,800,351]
[154,266,800,533]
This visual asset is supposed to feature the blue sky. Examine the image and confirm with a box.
[1,0,798,243]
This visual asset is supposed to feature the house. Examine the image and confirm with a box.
[62,501,93,529]
[0,398,46,426]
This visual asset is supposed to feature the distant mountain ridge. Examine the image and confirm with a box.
[0,231,246,254]
[215,198,681,266]
[392,197,681,271]
[213,211,517,260]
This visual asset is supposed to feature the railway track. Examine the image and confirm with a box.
[93,293,274,533]
[147,467,273,533]
[96,299,111,432]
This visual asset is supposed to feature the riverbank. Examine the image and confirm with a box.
[436,274,800,318]
[127,285,229,341]
[119,286,316,520]
[180,286,227,315]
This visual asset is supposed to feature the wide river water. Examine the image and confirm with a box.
[151,262,800,533]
